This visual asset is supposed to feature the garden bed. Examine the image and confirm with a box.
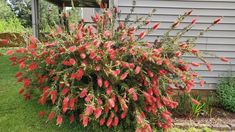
[173,107,235,131]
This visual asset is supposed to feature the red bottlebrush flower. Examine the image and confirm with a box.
[69,98,76,110]
[69,46,76,52]
[19,61,25,69]
[38,111,45,117]
[128,88,135,94]
[147,70,154,78]
[100,118,105,126]
[220,57,229,62]
[186,10,193,15]
[143,92,153,104]
[191,62,200,67]
[97,77,103,88]
[112,117,119,126]
[85,105,94,116]
[206,63,212,71]
[106,117,113,127]
[152,23,160,30]
[191,98,201,105]
[85,94,93,102]
[135,66,141,74]
[132,93,138,101]
[82,116,89,127]
[24,79,30,87]
[6,50,14,55]
[98,98,103,105]
[112,69,120,76]
[77,31,83,40]
[80,89,87,98]
[48,111,55,121]
[106,86,112,96]
[94,108,102,119]
[61,88,69,96]
[103,30,112,38]
[28,62,38,71]
[56,115,63,125]
[29,36,37,45]
[62,97,69,113]
[213,17,222,24]
[120,72,128,80]
[139,31,146,39]
[121,111,127,119]
[80,53,86,59]
[108,98,115,108]
[1,39,9,45]
[191,18,197,25]
[69,58,76,65]
[50,90,57,104]
[175,51,182,57]
[69,115,75,123]
[104,80,109,88]
[15,72,22,78]
[199,80,205,87]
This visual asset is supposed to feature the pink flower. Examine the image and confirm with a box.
[80,89,87,98]
[97,77,103,88]
[120,72,128,80]
[56,115,63,125]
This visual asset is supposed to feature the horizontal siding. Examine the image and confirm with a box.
[118,0,235,89]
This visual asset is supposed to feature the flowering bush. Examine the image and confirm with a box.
[6,5,228,131]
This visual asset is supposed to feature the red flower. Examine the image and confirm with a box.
[139,31,146,39]
[48,111,55,121]
[38,111,45,117]
[6,50,14,55]
[23,79,30,87]
[147,70,154,78]
[104,80,109,88]
[191,18,197,25]
[56,115,63,125]
[69,115,75,123]
[152,23,160,30]
[62,88,69,96]
[82,116,89,127]
[135,66,141,74]
[112,69,120,76]
[69,58,76,65]
[28,62,38,71]
[69,98,76,110]
[85,105,94,116]
[213,17,222,24]
[50,90,57,104]
[220,57,229,62]
[1,39,9,45]
[69,46,77,52]
[94,108,102,119]
[112,117,119,126]
[80,89,87,98]
[62,97,69,113]
[97,77,103,88]
[80,53,86,59]
[100,118,105,126]
[120,72,128,80]
[108,98,115,108]
[191,62,200,67]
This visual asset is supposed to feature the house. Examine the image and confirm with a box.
[31,0,235,90]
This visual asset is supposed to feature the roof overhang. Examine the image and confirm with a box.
[45,0,109,7]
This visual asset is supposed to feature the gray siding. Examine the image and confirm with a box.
[118,0,235,89]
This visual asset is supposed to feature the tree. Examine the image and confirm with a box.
[8,0,32,27]
[0,0,15,20]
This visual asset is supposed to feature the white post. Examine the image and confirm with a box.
[32,0,39,38]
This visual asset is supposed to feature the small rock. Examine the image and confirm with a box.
[212,124,231,130]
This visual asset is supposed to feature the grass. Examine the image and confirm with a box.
[0,50,214,132]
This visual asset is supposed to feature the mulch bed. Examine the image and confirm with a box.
[172,107,235,131]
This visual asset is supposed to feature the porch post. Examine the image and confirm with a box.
[32,0,39,38]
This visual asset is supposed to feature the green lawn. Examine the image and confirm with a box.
[0,51,214,132]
